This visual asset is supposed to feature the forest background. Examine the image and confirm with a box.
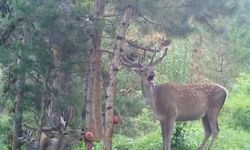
[0,0,250,150]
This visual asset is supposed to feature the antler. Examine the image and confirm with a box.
[121,40,171,68]
[148,47,168,66]
[47,110,61,129]
[18,129,34,142]
[61,107,74,128]
[120,52,142,69]
[148,40,171,66]
[47,107,74,130]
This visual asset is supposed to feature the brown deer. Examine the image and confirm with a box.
[120,44,227,150]
[19,107,84,150]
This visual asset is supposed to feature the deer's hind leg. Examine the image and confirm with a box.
[199,115,211,150]
[207,108,221,150]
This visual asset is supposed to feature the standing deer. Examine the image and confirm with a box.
[19,107,84,150]
[120,44,227,150]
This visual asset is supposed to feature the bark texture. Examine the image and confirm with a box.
[103,1,133,150]
[85,48,95,150]
[85,1,105,149]
[12,58,24,150]
[92,0,105,141]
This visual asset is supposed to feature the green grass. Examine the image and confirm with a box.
[187,121,250,150]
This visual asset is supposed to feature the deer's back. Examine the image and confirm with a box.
[154,83,227,121]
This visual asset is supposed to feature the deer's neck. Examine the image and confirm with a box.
[141,80,156,107]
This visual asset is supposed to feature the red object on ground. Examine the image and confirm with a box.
[113,116,120,125]
[84,131,94,141]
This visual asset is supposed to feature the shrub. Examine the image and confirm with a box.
[231,103,250,131]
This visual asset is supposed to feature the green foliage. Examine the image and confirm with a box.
[232,106,250,131]
[0,114,11,135]
[127,108,158,135]
[156,38,194,83]
[111,108,194,150]
[112,134,134,150]
[224,73,250,131]
[0,0,11,18]
[116,69,145,118]
[171,123,189,150]
[0,114,11,150]
[214,127,250,150]
[71,142,84,150]
[0,1,91,148]
[126,132,162,150]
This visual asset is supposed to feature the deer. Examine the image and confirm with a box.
[19,107,85,150]
[18,129,39,150]
[120,43,227,150]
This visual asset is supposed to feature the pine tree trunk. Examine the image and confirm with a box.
[103,1,133,150]
[12,58,24,150]
[92,0,105,141]
[85,48,95,150]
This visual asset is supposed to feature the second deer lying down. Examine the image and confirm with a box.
[120,44,227,150]
[20,107,85,150]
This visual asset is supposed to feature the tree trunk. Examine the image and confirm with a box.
[12,58,24,150]
[85,48,95,150]
[103,1,133,150]
[85,1,106,149]
[92,0,105,141]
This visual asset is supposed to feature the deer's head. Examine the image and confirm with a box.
[133,66,155,86]
[120,41,170,86]
[40,129,84,150]
[21,107,84,150]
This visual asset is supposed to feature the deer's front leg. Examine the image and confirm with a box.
[160,117,175,150]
